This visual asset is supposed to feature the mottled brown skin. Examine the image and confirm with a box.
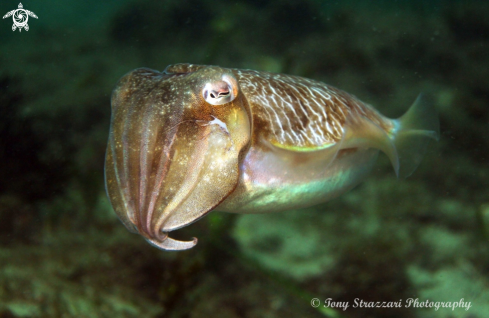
[105,64,437,251]
[232,68,392,148]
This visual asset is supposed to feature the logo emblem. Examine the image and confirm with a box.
[3,3,38,32]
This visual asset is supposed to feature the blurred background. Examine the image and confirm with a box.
[0,0,488,317]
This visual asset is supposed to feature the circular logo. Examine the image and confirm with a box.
[311,298,320,308]
[13,10,28,27]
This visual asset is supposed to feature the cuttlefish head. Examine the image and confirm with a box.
[104,64,251,251]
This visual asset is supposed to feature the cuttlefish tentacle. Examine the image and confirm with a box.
[146,234,198,251]
[144,128,177,242]
[108,69,168,233]
[145,122,218,248]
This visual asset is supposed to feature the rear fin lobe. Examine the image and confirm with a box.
[392,94,439,179]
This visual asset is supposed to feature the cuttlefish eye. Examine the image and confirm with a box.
[202,74,238,105]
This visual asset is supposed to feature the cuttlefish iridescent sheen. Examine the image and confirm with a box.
[105,64,439,251]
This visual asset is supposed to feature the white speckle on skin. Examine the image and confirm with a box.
[207,116,229,134]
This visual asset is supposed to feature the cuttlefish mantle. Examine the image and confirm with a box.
[104,64,439,251]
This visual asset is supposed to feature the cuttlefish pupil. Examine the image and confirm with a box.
[207,86,229,98]
[105,64,439,251]
[202,74,238,105]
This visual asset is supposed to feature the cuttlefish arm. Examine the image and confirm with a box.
[146,232,198,251]
[105,66,251,251]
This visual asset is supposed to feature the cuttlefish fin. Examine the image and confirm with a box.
[146,235,198,251]
[343,93,439,179]
[391,94,439,178]
[263,130,345,170]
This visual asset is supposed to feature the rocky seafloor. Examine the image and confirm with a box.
[0,0,488,317]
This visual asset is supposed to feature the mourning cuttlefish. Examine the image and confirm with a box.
[105,64,439,251]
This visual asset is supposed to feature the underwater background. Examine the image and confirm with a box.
[0,0,488,317]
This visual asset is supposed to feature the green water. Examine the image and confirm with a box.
[0,0,488,317]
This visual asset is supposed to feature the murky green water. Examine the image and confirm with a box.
[0,1,488,317]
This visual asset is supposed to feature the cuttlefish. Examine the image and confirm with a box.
[105,64,439,251]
